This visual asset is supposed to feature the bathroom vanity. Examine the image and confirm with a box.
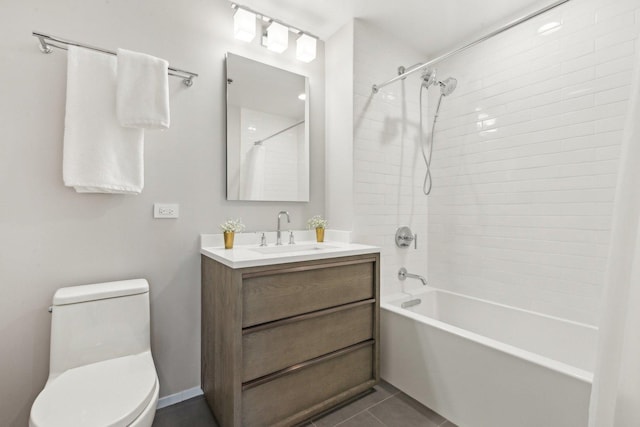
[200,239,380,426]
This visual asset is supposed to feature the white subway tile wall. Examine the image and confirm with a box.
[353,0,640,324]
[426,0,640,324]
[352,20,433,297]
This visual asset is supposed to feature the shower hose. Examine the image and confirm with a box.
[419,85,445,196]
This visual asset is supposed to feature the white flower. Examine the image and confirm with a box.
[220,218,245,233]
[307,215,328,229]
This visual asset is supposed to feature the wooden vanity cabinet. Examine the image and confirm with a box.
[201,253,380,427]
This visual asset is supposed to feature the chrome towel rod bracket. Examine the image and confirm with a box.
[32,31,198,87]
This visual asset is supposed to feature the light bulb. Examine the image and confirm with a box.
[234,8,256,42]
[267,21,289,53]
[296,33,317,62]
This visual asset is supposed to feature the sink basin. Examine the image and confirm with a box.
[249,243,338,255]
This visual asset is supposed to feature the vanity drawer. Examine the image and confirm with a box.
[242,260,375,327]
[242,343,374,427]
[242,302,373,382]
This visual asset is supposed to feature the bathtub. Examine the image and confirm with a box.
[381,288,597,427]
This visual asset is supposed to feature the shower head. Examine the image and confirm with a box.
[439,77,458,96]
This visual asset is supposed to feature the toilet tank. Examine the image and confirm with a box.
[48,279,151,379]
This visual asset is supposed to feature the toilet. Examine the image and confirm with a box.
[29,279,159,427]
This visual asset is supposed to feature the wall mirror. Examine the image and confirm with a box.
[226,53,309,202]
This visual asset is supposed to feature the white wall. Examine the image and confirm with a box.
[0,1,324,425]
[325,22,355,231]
[427,0,639,324]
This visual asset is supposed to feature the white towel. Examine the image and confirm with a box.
[63,46,144,194]
[116,48,170,130]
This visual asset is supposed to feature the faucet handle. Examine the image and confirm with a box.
[289,230,295,245]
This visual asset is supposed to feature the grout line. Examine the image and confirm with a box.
[331,393,397,427]
[367,409,388,426]
[376,392,398,404]
[332,413,360,427]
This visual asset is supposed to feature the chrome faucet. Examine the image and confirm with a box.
[276,211,290,245]
[398,267,428,286]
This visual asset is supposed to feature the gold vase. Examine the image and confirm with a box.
[224,231,235,249]
[315,228,325,243]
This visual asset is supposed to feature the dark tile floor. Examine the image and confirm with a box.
[152,381,457,427]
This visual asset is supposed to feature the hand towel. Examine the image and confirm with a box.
[116,48,170,130]
[63,46,144,194]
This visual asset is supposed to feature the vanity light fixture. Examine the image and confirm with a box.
[266,21,289,53]
[230,3,318,62]
[233,7,256,42]
[296,33,317,63]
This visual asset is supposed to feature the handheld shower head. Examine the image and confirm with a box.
[439,77,458,96]
[418,72,457,195]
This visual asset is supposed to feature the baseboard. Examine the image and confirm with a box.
[157,386,204,409]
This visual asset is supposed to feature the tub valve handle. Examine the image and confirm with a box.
[396,226,417,249]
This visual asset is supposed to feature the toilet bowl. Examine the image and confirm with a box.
[29,279,159,427]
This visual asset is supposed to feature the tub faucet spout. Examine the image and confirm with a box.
[398,267,428,286]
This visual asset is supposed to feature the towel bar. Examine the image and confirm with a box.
[32,31,198,87]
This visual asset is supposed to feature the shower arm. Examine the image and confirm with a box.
[371,0,571,94]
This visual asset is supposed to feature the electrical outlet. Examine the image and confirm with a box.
[154,203,179,219]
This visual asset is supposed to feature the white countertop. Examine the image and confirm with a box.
[200,231,379,269]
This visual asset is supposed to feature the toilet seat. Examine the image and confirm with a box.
[30,351,157,427]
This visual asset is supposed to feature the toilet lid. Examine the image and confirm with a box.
[30,351,157,427]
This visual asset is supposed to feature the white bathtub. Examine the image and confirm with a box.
[381,288,597,427]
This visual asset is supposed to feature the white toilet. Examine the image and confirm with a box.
[29,279,159,427]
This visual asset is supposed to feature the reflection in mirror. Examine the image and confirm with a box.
[226,53,309,201]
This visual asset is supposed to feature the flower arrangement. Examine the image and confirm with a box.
[219,218,245,233]
[307,215,328,229]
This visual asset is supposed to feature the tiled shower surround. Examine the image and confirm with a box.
[350,20,430,298]
[351,0,640,324]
